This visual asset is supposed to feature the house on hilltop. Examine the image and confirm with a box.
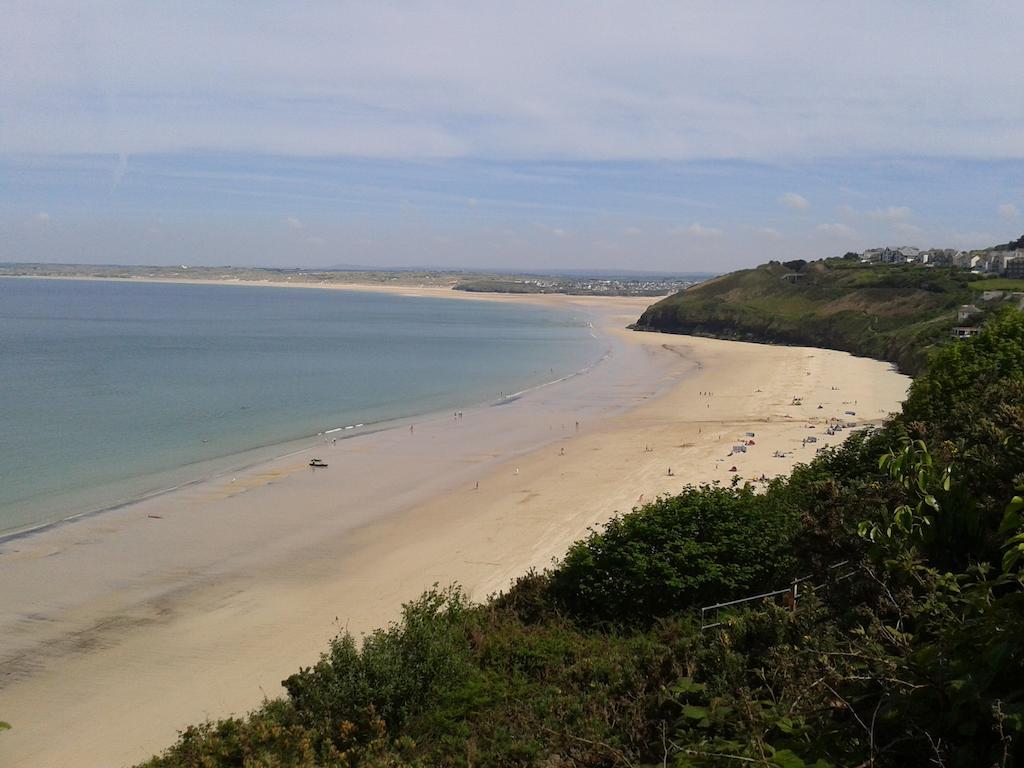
[921,249,957,267]
[954,252,986,271]
[861,247,902,263]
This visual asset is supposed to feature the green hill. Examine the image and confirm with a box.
[634,259,981,374]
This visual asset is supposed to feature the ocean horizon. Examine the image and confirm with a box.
[0,278,603,535]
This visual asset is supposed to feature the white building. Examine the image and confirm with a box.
[951,326,983,339]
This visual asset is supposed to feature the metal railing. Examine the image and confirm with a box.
[699,561,852,631]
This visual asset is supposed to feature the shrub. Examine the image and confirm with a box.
[283,586,474,751]
[550,486,801,626]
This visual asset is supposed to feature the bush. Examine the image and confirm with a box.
[140,700,329,768]
[550,486,801,626]
[899,310,1024,566]
[283,587,474,752]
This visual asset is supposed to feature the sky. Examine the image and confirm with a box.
[2,1,1024,273]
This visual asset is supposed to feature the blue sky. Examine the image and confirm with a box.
[2,2,1023,272]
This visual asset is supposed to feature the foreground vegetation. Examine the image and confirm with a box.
[634,259,995,374]
[142,311,1024,767]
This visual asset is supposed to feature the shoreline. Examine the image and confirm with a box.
[0,276,617,541]
[0,340,613,547]
[0,286,910,768]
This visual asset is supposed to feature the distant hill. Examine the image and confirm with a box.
[987,233,1024,251]
[634,259,983,374]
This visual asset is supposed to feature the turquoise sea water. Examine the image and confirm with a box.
[0,278,602,534]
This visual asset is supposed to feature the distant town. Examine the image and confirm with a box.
[452,275,698,296]
[855,241,1024,279]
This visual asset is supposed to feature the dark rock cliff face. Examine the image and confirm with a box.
[633,310,877,363]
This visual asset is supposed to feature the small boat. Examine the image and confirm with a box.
[309,459,328,468]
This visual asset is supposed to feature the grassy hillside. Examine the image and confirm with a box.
[635,260,981,374]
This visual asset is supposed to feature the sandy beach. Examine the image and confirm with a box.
[0,285,910,767]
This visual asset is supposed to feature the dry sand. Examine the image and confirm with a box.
[0,285,910,767]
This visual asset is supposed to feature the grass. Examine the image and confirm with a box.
[968,278,1024,291]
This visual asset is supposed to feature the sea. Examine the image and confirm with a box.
[0,278,603,535]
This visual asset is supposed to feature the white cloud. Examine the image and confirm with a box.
[998,203,1019,220]
[867,206,912,221]
[286,216,303,229]
[817,222,856,238]
[305,236,325,245]
[3,3,1024,160]
[755,227,783,239]
[678,223,723,238]
[33,211,51,223]
[778,192,809,210]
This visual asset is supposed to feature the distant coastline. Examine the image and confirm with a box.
[0,262,709,298]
